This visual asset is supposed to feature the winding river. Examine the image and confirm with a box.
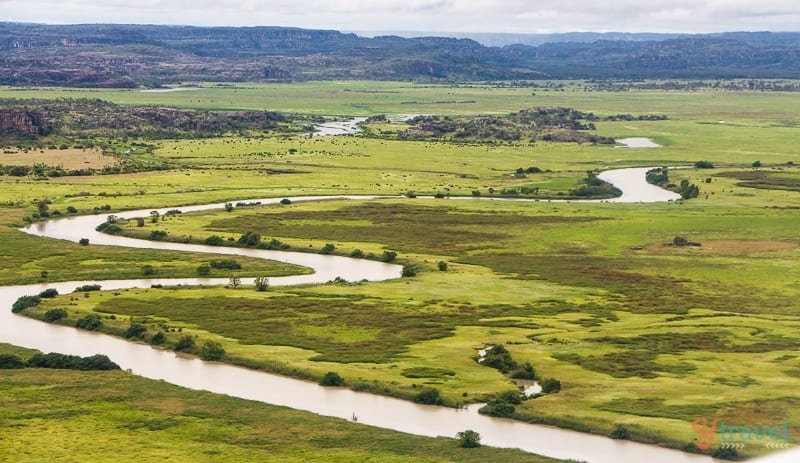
[1,169,715,463]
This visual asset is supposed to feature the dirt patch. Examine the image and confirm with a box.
[645,240,797,256]
[0,148,116,169]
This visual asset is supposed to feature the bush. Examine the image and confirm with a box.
[196,265,211,276]
[280,198,292,205]
[752,160,762,168]
[76,314,103,331]
[437,261,448,271]
[481,344,517,373]
[480,399,515,417]
[350,249,365,258]
[12,295,41,313]
[150,332,166,346]
[78,238,90,246]
[174,335,195,352]
[401,265,417,277]
[27,352,119,371]
[497,390,523,405]
[141,265,155,275]
[237,232,261,247]
[319,371,344,387]
[0,354,26,369]
[382,250,397,262]
[320,243,336,255]
[205,235,225,246]
[38,288,59,298]
[413,387,443,405]
[74,284,101,292]
[124,324,148,339]
[200,341,225,361]
[609,424,630,439]
[255,276,270,291]
[695,160,715,169]
[136,217,145,227]
[210,259,242,270]
[44,308,68,322]
[149,230,167,240]
[510,362,536,380]
[456,430,481,448]
[541,378,562,393]
[66,206,78,214]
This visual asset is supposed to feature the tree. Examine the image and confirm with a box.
[44,308,68,322]
[320,243,336,255]
[0,354,25,369]
[149,210,160,223]
[124,324,148,339]
[350,249,365,258]
[229,275,241,288]
[437,261,448,271]
[456,430,481,448]
[541,378,561,393]
[142,265,155,275]
[200,341,225,361]
[254,276,269,291]
[173,335,195,352]
[150,332,166,346]
[382,251,397,262]
[609,424,630,440]
[76,314,102,331]
[224,202,234,212]
[36,198,50,215]
[319,371,344,386]
[402,265,417,277]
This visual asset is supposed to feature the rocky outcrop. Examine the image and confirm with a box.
[0,109,48,135]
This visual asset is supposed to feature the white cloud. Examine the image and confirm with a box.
[2,0,800,33]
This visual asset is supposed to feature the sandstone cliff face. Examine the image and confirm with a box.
[0,109,47,135]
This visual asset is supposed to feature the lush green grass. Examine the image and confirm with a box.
[0,345,558,463]
[3,81,800,459]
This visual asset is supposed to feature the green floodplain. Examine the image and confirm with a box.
[2,81,800,460]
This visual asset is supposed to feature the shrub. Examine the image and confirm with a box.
[497,390,523,405]
[437,261,448,271]
[38,288,59,298]
[255,276,269,291]
[541,378,562,393]
[76,314,103,331]
[319,371,344,387]
[74,284,101,292]
[27,352,119,371]
[0,354,26,369]
[210,259,242,270]
[150,332,166,346]
[609,424,630,440]
[66,206,78,214]
[280,198,292,205]
[401,265,417,277]
[196,265,211,276]
[510,362,536,380]
[481,344,517,373]
[350,249,365,258]
[205,235,225,246]
[752,160,762,168]
[480,399,515,417]
[382,251,397,262]
[149,230,167,240]
[320,243,336,255]
[12,295,41,313]
[124,324,148,339]
[174,335,195,352]
[78,238,89,246]
[694,160,715,169]
[413,387,443,405]
[44,308,68,322]
[456,430,481,448]
[237,232,261,247]
[200,341,225,361]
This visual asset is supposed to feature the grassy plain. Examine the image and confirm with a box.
[0,344,555,463]
[3,81,800,459]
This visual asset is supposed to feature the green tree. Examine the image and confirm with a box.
[254,276,269,291]
[173,335,195,352]
[437,261,448,271]
[149,210,160,223]
[319,371,344,386]
[320,243,336,254]
[456,430,481,448]
[229,275,241,288]
[200,341,225,361]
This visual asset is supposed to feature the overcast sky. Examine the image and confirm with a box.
[3,0,800,34]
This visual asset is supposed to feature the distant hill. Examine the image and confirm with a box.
[2,23,800,87]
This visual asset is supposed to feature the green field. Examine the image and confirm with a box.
[3,81,800,460]
[0,344,555,463]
